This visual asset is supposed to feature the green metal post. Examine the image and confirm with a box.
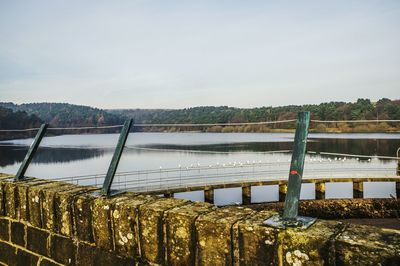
[264,112,315,229]
[15,124,48,181]
[101,119,133,196]
[282,111,310,219]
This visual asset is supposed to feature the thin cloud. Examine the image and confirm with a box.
[0,1,399,108]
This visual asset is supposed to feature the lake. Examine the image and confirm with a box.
[1,132,399,205]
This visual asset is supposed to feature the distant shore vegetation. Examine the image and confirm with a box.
[0,98,399,140]
[137,121,399,134]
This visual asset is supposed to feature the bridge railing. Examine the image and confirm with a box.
[50,157,396,191]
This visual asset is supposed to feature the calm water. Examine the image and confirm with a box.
[1,132,399,205]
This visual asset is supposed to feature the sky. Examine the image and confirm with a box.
[0,0,399,109]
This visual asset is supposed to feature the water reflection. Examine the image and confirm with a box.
[1,134,399,168]
[309,138,400,158]
[138,138,400,158]
[0,146,105,167]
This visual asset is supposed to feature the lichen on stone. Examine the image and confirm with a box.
[286,250,310,266]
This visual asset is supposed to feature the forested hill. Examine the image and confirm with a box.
[0,107,43,140]
[1,98,399,133]
[0,106,43,129]
[0,102,124,127]
[110,98,400,123]
[109,98,400,132]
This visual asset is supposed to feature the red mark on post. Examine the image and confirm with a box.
[290,170,298,175]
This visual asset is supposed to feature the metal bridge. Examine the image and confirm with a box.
[48,155,397,194]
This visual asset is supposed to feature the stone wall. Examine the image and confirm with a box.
[0,174,399,265]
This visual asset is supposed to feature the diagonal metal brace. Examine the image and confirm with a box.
[15,123,48,181]
[101,119,133,196]
[264,111,316,229]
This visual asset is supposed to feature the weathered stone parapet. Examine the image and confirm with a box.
[280,220,344,265]
[16,179,50,222]
[0,174,399,265]
[27,181,71,228]
[334,224,400,265]
[165,201,216,265]
[195,206,254,265]
[92,194,132,251]
[233,210,279,265]
[138,197,190,265]
[111,193,156,259]
[3,181,18,219]
[53,185,97,237]
[73,192,98,243]
[41,183,78,232]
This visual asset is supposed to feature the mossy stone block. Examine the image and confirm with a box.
[165,201,215,266]
[234,210,278,266]
[16,248,39,265]
[92,195,132,251]
[11,221,26,247]
[139,197,189,265]
[195,206,254,266]
[74,192,99,243]
[16,179,49,221]
[4,182,17,219]
[0,218,10,241]
[280,220,342,266]
[27,182,67,228]
[0,241,17,265]
[50,234,77,265]
[112,193,156,259]
[27,226,49,256]
[54,186,97,237]
[334,224,400,265]
[77,242,135,266]
[41,184,76,231]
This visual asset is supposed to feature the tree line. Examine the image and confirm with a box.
[0,102,124,139]
[0,106,43,140]
[0,98,399,137]
[112,98,400,133]
[0,102,124,127]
